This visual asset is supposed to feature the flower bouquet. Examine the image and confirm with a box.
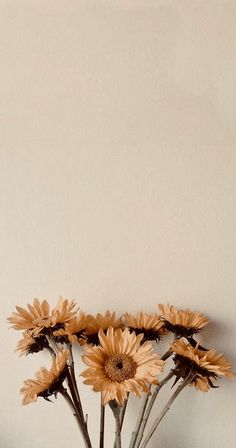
[8,299,234,447]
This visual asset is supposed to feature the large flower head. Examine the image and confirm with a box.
[20,349,68,404]
[123,312,165,343]
[81,327,164,405]
[8,297,78,337]
[171,339,234,391]
[82,311,122,345]
[159,304,209,339]
[53,312,91,344]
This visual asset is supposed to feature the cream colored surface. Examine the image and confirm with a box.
[0,1,236,447]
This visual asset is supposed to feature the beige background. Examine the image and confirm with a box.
[0,1,236,447]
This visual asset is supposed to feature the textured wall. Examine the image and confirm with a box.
[0,1,236,447]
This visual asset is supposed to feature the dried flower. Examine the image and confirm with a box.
[20,349,68,404]
[81,327,164,405]
[16,331,49,356]
[8,298,78,336]
[53,312,91,344]
[171,339,234,391]
[123,312,165,342]
[159,304,209,339]
[82,311,122,345]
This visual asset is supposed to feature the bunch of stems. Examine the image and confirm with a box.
[106,344,192,448]
[47,336,92,448]
[47,336,193,448]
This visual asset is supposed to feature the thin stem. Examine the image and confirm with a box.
[46,345,56,358]
[46,336,90,444]
[68,344,85,424]
[129,346,174,448]
[120,392,129,430]
[109,401,122,448]
[161,347,173,361]
[60,387,92,448]
[99,395,105,448]
[115,412,122,448]
[140,374,195,448]
[113,394,129,448]
[60,343,92,448]
[66,368,92,447]
[129,392,149,448]
[135,371,174,448]
[46,335,60,354]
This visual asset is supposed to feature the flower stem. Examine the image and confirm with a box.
[120,392,129,430]
[46,335,60,354]
[66,368,92,447]
[68,344,85,425]
[129,392,149,448]
[47,346,56,358]
[161,347,173,361]
[64,343,92,448]
[60,387,92,448]
[129,346,174,448]
[112,393,129,448]
[46,336,91,445]
[115,412,122,448]
[109,400,122,448]
[99,395,105,448]
[139,374,195,448]
[135,371,174,448]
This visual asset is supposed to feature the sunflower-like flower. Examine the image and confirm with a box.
[123,312,165,342]
[8,297,78,337]
[53,312,91,344]
[20,349,68,404]
[16,331,49,356]
[81,327,164,405]
[82,311,122,345]
[171,339,234,391]
[159,304,209,339]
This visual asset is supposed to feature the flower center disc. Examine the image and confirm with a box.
[104,354,137,382]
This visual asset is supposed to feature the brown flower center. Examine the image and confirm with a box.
[104,354,137,382]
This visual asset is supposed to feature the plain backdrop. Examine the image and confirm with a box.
[0,1,236,447]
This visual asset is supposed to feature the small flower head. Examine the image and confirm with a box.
[81,311,122,345]
[171,339,234,391]
[159,304,209,338]
[53,312,91,344]
[16,331,49,356]
[8,297,78,337]
[123,312,165,342]
[20,349,68,404]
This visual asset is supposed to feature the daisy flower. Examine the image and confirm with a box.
[159,304,209,339]
[171,339,234,391]
[8,297,78,336]
[81,328,164,405]
[123,312,165,342]
[20,349,68,404]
